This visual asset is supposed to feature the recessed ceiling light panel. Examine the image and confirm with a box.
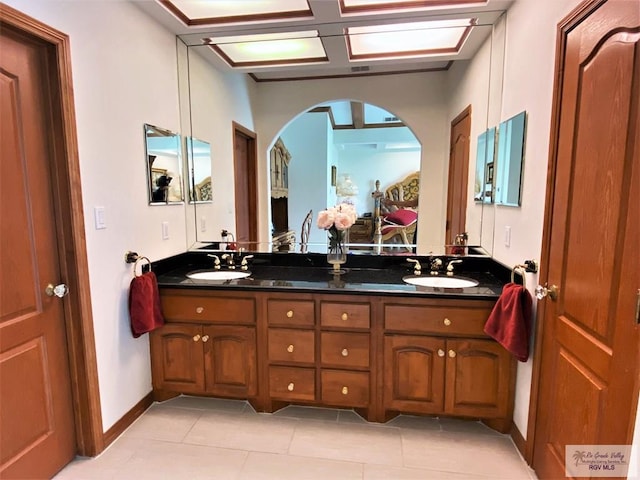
[340,0,487,15]
[347,19,475,60]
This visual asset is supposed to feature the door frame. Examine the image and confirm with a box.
[1,4,103,456]
[232,121,258,243]
[445,105,471,244]
[523,0,639,464]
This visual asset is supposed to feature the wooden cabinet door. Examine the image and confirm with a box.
[150,324,205,394]
[444,339,512,418]
[203,325,257,397]
[384,335,445,414]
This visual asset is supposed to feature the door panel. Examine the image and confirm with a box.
[1,27,76,478]
[233,124,258,245]
[446,107,471,244]
[533,1,640,477]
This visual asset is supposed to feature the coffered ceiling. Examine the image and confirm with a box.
[134,0,513,82]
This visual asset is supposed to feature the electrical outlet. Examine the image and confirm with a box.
[504,226,511,247]
[200,216,206,232]
[162,221,169,240]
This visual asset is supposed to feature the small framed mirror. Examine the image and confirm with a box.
[144,124,184,205]
[186,137,212,203]
[474,127,497,204]
[495,111,526,206]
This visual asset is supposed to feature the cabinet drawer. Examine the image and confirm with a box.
[384,305,491,336]
[161,295,255,324]
[321,370,369,407]
[267,300,315,327]
[320,302,370,329]
[320,332,369,368]
[269,366,315,402]
[268,329,315,364]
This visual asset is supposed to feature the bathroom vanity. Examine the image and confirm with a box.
[150,253,516,433]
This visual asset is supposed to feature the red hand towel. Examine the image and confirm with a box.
[484,282,532,362]
[128,272,164,338]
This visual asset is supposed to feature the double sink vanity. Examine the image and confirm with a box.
[150,252,516,433]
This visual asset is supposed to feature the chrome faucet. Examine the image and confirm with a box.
[407,258,422,275]
[207,254,221,270]
[221,253,236,269]
[446,259,463,276]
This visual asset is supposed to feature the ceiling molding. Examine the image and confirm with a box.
[339,0,488,15]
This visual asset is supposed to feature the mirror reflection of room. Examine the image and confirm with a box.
[186,137,212,203]
[144,124,184,205]
[271,100,421,253]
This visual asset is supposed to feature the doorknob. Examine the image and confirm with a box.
[45,283,69,298]
[535,284,558,301]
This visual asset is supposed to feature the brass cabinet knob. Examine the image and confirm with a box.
[341,313,348,321]
[448,349,456,358]
[438,349,445,357]
[286,310,294,318]
[201,335,210,343]
[443,318,451,326]
[196,307,204,314]
[192,334,201,342]
[287,382,295,392]
[341,386,348,395]
[341,348,349,357]
[287,344,294,353]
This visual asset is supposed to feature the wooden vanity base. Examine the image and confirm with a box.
[151,289,516,433]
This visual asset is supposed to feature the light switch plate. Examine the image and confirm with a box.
[504,226,511,247]
[162,221,169,240]
[94,206,106,230]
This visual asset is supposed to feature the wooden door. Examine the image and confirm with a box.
[204,325,257,397]
[383,335,445,414]
[446,106,471,245]
[0,25,76,478]
[233,122,258,247]
[444,339,512,419]
[150,324,205,394]
[532,1,640,477]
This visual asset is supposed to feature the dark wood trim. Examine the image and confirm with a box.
[451,104,472,127]
[103,393,154,448]
[159,0,312,27]
[249,61,452,83]
[232,122,258,242]
[524,0,608,466]
[511,422,527,462]
[0,3,104,457]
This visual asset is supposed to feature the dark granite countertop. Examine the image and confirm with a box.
[152,252,511,300]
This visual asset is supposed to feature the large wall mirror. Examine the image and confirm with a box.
[186,137,213,203]
[495,111,526,206]
[144,124,184,205]
[175,7,507,256]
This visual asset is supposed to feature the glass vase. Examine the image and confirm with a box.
[327,228,349,273]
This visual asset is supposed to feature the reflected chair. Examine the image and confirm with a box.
[300,209,312,253]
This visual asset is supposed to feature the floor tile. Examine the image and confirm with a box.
[121,406,202,442]
[385,414,441,431]
[273,405,340,422]
[289,420,403,466]
[363,464,492,479]
[337,409,369,424]
[438,416,502,436]
[240,451,363,480]
[183,410,298,454]
[157,395,248,413]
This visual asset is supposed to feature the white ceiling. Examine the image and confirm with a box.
[134,0,513,82]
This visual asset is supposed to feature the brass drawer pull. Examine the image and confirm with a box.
[201,335,210,343]
[286,310,294,318]
[192,334,201,342]
[341,386,348,395]
[443,318,451,326]
[287,344,294,353]
[448,349,456,358]
[341,313,348,321]
[287,382,295,392]
[438,349,445,357]
[196,307,204,314]
[341,348,349,357]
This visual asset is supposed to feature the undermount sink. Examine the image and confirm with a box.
[403,275,479,289]
[187,270,251,281]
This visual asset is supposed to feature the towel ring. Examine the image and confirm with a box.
[511,265,527,288]
[133,256,151,278]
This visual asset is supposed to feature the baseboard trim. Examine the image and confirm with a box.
[103,392,154,448]
[511,422,529,464]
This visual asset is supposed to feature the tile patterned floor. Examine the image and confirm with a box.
[54,396,537,479]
